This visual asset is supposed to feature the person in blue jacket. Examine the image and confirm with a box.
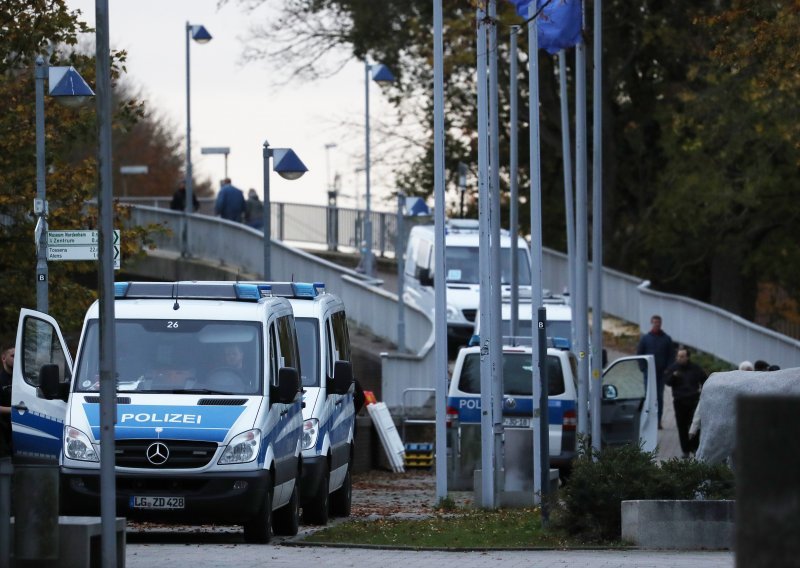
[214,178,245,222]
[636,314,674,430]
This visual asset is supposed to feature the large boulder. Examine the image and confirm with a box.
[695,368,800,464]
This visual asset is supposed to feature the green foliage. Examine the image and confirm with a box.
[306,507,585,548]
[552,445,735,542]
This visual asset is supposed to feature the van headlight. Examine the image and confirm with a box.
[302,419,319,450]
[446,304,461,322]
[219,429,261,465]
[64,426,99,462]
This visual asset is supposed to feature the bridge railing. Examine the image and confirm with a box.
[128,206,800,409]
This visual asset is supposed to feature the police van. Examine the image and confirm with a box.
[403,219,532,348]
[285,283,355,525]
[10,281,307,543]
[446,344,657,488]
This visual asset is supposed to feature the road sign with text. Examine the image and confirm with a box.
[47,230,121,269]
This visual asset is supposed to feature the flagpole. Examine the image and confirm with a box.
[574,3,590,441]
[476,4,495,509]
[590,0,604,453]
[488,0,504,505]
[527,1,545,504]
[559,51,577,348]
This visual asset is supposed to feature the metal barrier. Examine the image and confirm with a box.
[125,205,800,409]
[399,387,436,442]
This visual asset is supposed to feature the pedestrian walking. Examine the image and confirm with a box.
[636,314,675,429]
[664,347,706,458]
[214,178,245,222]
[0,341,15,457]
[244,189,264,229]
[170,180,199,212]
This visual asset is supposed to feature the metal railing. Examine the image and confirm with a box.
[124,205,800,408]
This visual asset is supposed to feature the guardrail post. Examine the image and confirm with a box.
[379,213,386,257]
[278,202,285,241]
[13,464,59,561]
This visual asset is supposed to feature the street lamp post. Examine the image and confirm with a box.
[324,143,338,251]
[201,146,230,179]
[183,22,212,257]
[34,57,94,313]
[119,164,149,197]
[262,140,308,279]
[363,61,395,277]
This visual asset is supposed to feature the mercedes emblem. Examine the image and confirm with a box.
[145,442,169,466]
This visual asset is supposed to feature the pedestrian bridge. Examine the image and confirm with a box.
[124,205,800,408]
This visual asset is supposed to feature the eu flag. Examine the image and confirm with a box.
[509,0,582,54]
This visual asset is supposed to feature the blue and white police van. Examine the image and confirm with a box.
[284,283,355,525]
[10,281,306,543]
[446,344,657,489]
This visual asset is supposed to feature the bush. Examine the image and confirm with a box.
[551,444,735,541]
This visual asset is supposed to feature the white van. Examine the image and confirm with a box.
[446,344,658,488]
[470,294,573,348]
[10,281,305,543]
[403,219,532,347]
[285,283,355,525]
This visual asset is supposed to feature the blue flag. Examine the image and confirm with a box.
[509,0,582,54]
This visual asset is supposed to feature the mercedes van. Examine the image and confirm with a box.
[403,219,532,348]
[10,281,306,543]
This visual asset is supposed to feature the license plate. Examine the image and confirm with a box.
[502,417,531,428]
[130,496,185,510]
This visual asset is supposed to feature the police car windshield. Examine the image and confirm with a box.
[295,318,320,387]
[75,319,263,395]
[459,353,565,396]
[445,247,531,285]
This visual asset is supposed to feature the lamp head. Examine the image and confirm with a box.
[272,148,308,181]
[370,64,395,86]
[190,25,212,44]
[49,66,95,108]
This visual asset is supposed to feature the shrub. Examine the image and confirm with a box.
[551,444,735,541]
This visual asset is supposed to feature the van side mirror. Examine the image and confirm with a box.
[417,267,434,287]
[602,384,618,401]
[328,360,354,395]
[273,367,300,404]
[38,364,68,401]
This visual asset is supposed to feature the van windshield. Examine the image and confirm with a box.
[295,318,320,387]
[458,353,565,396]
[75,319,263,395]
[445,246,531,285]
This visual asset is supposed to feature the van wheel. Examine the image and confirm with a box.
[330,466,351,517]
[273,483,299,536]
[302,465,329,525]
[243,473,273,543]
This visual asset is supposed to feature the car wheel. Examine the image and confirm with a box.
[302,463,329,525]
[273,483,300,536]
[330,466,351,517]
[243,472,273,543]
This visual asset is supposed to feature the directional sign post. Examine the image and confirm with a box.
[47,230,120,269]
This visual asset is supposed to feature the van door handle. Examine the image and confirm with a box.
[14,402,28,413]
[280,409,289,417]
[335,399,343,406]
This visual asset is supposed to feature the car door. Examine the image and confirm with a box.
[11,309,73,463]
[600,355,657,452]
[325,311,352,487]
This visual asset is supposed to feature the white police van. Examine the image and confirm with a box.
[403,219,532,348]
[469,295,574,349]
[10,281,306,543]
[446,344,657,488]
[284,283,355,525]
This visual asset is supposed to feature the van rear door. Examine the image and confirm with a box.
[11,309,73,463]
[600,355,657,451]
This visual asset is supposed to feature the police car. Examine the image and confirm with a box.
[285,283,355,525]
[10,281,308,543]
[446,344,658,488]
[446,344,579,488]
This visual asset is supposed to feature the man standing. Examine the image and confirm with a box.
[214,178,245,222]
[170,180,199,212]
[664,347,706,458]
[637,314,674,429]
[0,342,15,457]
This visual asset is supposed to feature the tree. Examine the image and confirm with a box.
[0,1,167,341]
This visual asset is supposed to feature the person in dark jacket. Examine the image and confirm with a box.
[664,347,706,457]
[214,178,245,222]
[169,180,199,212]
[637,314,675,429]
[0,341,15,457]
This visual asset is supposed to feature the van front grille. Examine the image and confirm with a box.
[114,440,218,469]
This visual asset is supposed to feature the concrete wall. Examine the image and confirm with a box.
[621,500,735,549]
